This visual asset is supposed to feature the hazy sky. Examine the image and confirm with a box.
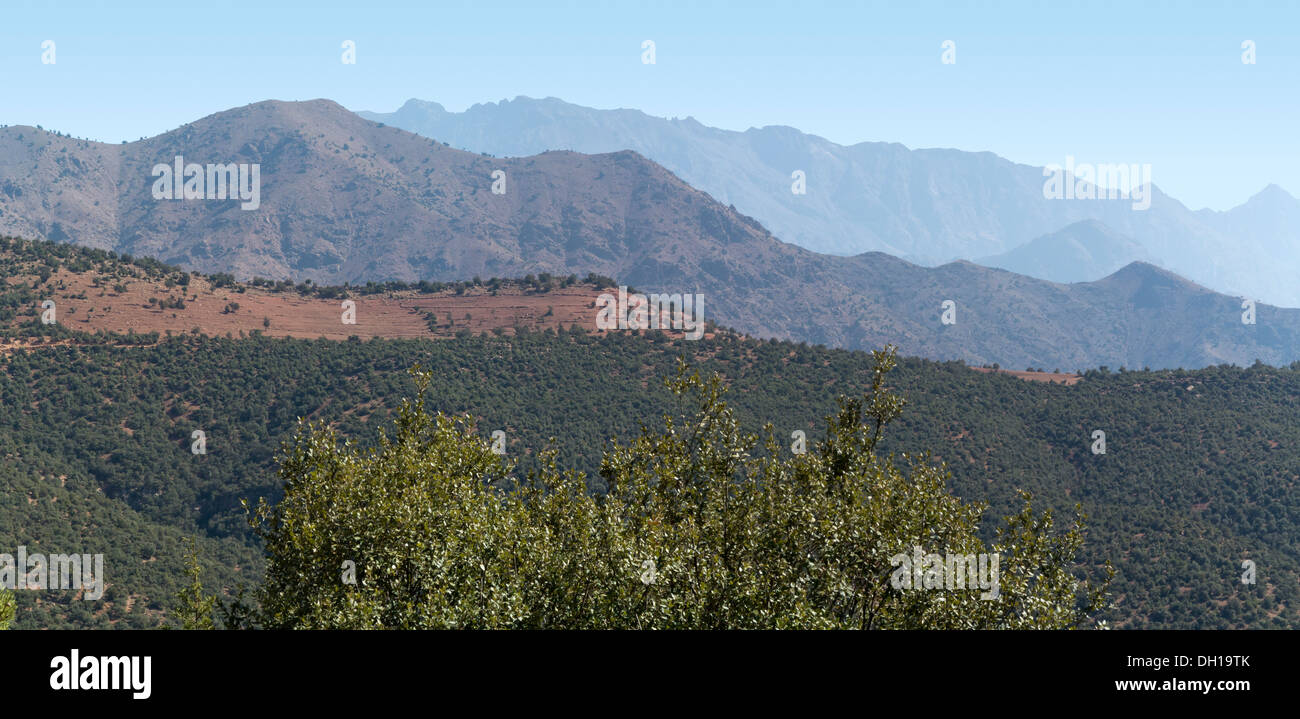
[1,0,1295,211]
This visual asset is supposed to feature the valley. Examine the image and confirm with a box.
[0,237,1295,630]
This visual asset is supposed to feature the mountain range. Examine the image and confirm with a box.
[977,220,1158,284]
[361,96,1300,307]
[2,99,1298,369]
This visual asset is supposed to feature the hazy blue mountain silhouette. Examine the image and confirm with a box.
[977,220,1157,283]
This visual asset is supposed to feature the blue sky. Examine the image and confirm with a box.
[1,0,1295,210]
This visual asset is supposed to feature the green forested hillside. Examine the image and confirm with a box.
[2,327,1297,628]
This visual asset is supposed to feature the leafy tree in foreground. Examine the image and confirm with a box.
[0,589,14,630]
[173,538,216,630]
[248,348,1111,629]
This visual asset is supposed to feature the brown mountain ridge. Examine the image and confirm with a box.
[3,99,1300,370]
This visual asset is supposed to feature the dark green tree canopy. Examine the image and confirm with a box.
[246,350,1111,629]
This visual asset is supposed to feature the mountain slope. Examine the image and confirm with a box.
[822,254,1300,370]
[977,220,1157,283]
[2,102,1300,370]
[3,238,1299,630]
[360,96,1300,306]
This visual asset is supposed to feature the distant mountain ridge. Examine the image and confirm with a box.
[360,96,1300,307]
[977,220,1157,283]
[3,99,1300,370]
